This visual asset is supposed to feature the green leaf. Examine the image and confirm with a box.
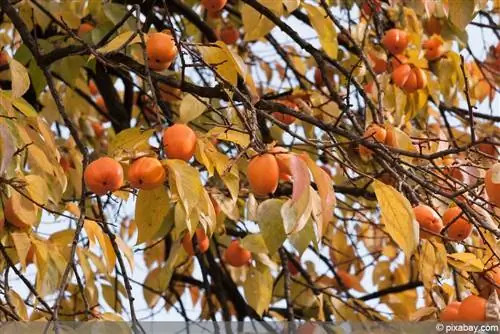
[372,180,419,257]
[448,0,475,30]
[135,187,171,244]
[241,234,269,254]
[179,94,207,123]
[243,263,273,316]
[256,199,286,255]
[303,4,338,59]
[28,60,47,97]
[9,58,30,98]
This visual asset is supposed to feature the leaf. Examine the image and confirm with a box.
[281,186,312,235]
[6,187,40,227]
[143,266,167,308]
[102,284,122,313]
[372,180,419,257]
[9,58,30,98]
[241,1,282,41]
[204,145,240,201]
[447,252,485,272]
[10,232,31,269]
[208,127,250,147]
[303,4,338,59]
[7,290,28,320]
[256,199,286,255]
[419,239,437,289]
[198,41,246,85]
[0,121,15,175]
[96,31,141,54]
[283,0,301,13]
[179,94,207,123]
[24,174,49,205]
[301,154,335,237]
[166,160,203,216]
[289,155,310,203]
[135,187,171,244]
[243,263,273,316]
[448,0,475,30]
[108,128,154,157]
[241,234,268,254]
[116,236,134,272]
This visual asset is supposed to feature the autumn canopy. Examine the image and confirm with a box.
[0,0,499,329]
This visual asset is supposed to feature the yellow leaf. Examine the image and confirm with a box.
[447,252,485,272]
[9,58,30,99]
[166,160,203,215]
[135,187,171,244]
[179,94,207,123]
[24,174,49,205]
[108,128,154,157]
[6,187,40,227]
[241,234,268,254]
[204,145,240,201]
[418,239,437,289]
[143,266,167,308]
[244,263,273,316]
[241,1,282,41]
[283,0,300,13]
[303,4,338,59]
[10,231,31,269]
[448,0,475,30]
[7,290,28,320]
[116,235,134,272]
[257,199,286,255]
[102,284,122,313]
[198,41,246,85]
[372,180,419,257]
[95,31,141,55]
[208,127,250,147]
[49,229,76,246]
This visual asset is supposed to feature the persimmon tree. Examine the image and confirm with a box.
[0,0,499,330]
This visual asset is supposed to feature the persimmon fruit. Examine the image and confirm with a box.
[272,100,297,125]
[457,295,487,321]
[389,54,408,70]
[127,157,166,190]
[442,206,472,241]
[439,301,461,321]
[423,37,443,61]
[147,32,177,69]
[220,25,239,45]
[392,64,427,93]
[413,204,443,238]
[78,23,94,36]
[201,0,227,13]
[182,228,210,256]
[162,124,197,161]
[247,153,280,196]
[224,240,251,267]
[84,157,124,196]
[382,29,408,55]
[359,123,387,157]
[485,163,500,207]
[269,147,292,181]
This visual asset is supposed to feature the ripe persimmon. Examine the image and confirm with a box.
[162,124,197,161]
[485,163,500,207]
[219,25,240,45]
[201,0,227,13]
[389,54,408,70]
[91,122,105,138]
[224,239,251,267]
[78,23,94,37]
[95,96,107,113]
[147,32,177,69]
[247,153,280,196]
[439,301,461,321]
[359,123,387,158]
[182,228,210,256]
[382,29,408,55]
[368,51,387,74]
[272,100,297,125]
[269,147,292,181]
[442,206,472,241]
[0,51,8,67]
[413,204,443,238]
[458,295,487,321]
[84,157,124,196]
[127,157,166,190]
[392,64,427,93]
[158,83,182,103]
[88,80,98,96]
[423,36,443,61]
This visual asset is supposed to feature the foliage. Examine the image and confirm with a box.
[0,0,499,327]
